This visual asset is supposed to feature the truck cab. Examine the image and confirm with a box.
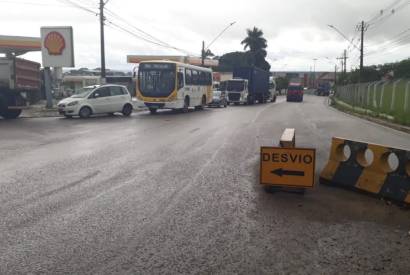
[222,79,249,105]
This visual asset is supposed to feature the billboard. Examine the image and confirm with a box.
[41,26,74,67]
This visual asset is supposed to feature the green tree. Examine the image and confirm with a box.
[275,77,289,91]
[241,27,270,71]
[215,51,253,72]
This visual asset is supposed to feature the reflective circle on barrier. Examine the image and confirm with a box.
[357,148,374,167]
[336,144,351,162]
[387,152,399,173]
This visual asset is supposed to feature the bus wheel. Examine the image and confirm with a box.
[196,95,206,110]
[182,96,189,113]
[149,108,157,114]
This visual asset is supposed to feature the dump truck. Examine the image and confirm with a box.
[0,56,41,118]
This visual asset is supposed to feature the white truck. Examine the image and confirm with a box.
[222,78,249,105]
[0,56,41,119]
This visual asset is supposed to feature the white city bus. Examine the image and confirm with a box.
[136,61,213,114]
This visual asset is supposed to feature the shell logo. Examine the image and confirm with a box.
[44,31,66,55]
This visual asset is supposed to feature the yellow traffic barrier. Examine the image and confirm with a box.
[320,137,410,205]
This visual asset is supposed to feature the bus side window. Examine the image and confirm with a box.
[200,71,204,85]
[192,70,198,85]
[177,72,184,89]
[207,72,212,85]
[185,69,192,85]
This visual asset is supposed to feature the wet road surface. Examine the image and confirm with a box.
[1,95,410,274]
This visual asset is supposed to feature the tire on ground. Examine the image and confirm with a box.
[122,103,133,116]
[79,106,92,118]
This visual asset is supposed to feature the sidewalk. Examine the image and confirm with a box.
[21,100,60,118]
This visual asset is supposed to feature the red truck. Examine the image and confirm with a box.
[0,57,41,118]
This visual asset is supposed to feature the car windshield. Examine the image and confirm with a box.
[226,81,244,92]
[213,91,221,97]
[71,87,95,98]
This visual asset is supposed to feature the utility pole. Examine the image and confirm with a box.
[334,64,337,85]
[336,51,348,84]
[357,20,368,83]
[99,0,106,83]
[201,40,205,66]
[313,58,317,88]
[343,49,348,76]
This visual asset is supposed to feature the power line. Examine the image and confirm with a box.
[58,0,98,15]
[103,7,194,55]
[366,0,404,24]
[365,28,410,56]
[367,0,410,31]
[105,19,192,55]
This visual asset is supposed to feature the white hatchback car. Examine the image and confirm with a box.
[57,85,133,118]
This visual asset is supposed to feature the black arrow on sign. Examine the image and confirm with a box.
[271,168,305,177]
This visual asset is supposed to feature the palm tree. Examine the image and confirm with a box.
[241,27,270,71]
[241,27,267,52]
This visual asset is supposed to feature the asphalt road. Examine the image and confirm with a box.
[1,95,410,274]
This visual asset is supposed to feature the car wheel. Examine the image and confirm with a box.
[149,108,157,114]
[122,104,133,117]
[79,106,92,118]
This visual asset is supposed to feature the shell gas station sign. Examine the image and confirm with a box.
[41,26,74,67]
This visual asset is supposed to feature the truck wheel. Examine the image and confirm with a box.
[1,109,22,119]
[79,106,92,118]
[0,97,6,118]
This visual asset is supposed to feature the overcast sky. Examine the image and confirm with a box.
[1,0,409,72]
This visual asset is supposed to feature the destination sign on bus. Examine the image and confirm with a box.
[140,63,175,70]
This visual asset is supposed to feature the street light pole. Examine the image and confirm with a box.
[99,0,106,83]
[201,21,236,66]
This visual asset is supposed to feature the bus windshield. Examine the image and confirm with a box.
[138,63,176,97]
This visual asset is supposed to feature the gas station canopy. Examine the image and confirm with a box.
[0,35,41,56]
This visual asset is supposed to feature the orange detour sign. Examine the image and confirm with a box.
[260,147,316,188]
